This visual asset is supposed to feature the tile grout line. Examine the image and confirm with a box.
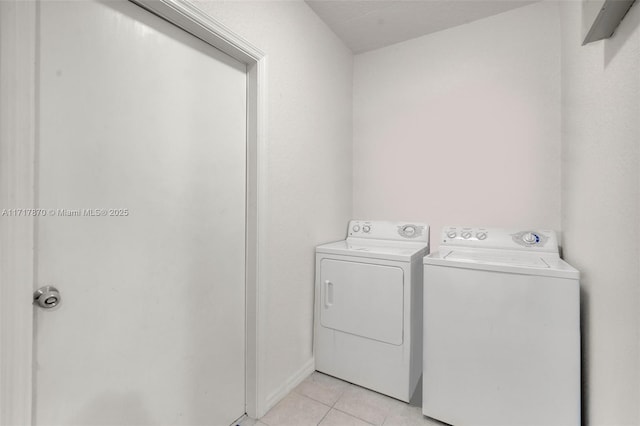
[297,375,366,425]
[315,405,332,426]
[331,382,350,408]
[330,406,378,426]
[291,373,414,426]
[291,388,333,426]
[316,381,345,426]
[333,385,395,426]
[293,373,351,409]
[333,384,384,426]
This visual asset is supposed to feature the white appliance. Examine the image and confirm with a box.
[314,220,429,402]
[423,227,580,426]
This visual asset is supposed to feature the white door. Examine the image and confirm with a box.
[320,259,404,345]
[34,1,247,425]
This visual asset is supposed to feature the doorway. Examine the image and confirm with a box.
[33,1,246,424]
[0,0,267,424]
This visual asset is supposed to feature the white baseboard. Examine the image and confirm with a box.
[263,357,315,413]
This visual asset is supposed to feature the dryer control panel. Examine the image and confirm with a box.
[441,226,559,253]
[348,220,429,242]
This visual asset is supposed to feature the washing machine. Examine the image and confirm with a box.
[423,226,580,426]
[314,220,429,402]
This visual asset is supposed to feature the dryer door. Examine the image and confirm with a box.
[320,259,404,345]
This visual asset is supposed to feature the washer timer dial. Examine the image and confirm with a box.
[511,230,547,247]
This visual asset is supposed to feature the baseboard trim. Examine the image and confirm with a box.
[264,358,315,413]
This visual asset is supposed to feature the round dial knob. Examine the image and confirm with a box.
[476,232,487,240]
[403,226,416,237]
[362,225,371,233]
[446,231,457,239]
[461,231,472,239]
[352,225,360,232]
[522,232,538,244]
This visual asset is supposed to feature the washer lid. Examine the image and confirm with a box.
[425,249,579,279]
[317,239,428,262]
[444,251,551,268]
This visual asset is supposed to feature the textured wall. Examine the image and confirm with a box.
[353,2,562,249]
[188,2,640,423]
[194,0,353,413]
[560,1,640,424]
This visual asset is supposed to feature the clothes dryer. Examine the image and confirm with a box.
[315,220,429,402]
[423,227,580,426]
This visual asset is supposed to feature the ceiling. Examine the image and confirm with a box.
[305,0,539,53]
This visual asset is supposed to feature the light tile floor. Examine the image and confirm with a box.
[236,372,447,426]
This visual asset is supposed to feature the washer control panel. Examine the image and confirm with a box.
[443,227,490,243]
[441,226,558,252]
[348,220,429,242]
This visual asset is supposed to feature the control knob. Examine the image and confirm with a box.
[363,225,371,233]
[446,231,457,239]
[352,225,360,232]
[402,226,416,237]
[476,232,487,240]
[461,231,472,239]
[522,232,538,244]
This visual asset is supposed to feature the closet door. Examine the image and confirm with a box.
[34,1,247,425]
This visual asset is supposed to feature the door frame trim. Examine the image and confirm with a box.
[0,0,269,423]
[0,1,37,425]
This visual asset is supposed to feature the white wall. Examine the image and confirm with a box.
[193,0,353,414]
[353,2,561,249]
[560,1,640,424]
[187,2,640,424]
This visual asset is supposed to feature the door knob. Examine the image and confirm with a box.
[34,285,61,309]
